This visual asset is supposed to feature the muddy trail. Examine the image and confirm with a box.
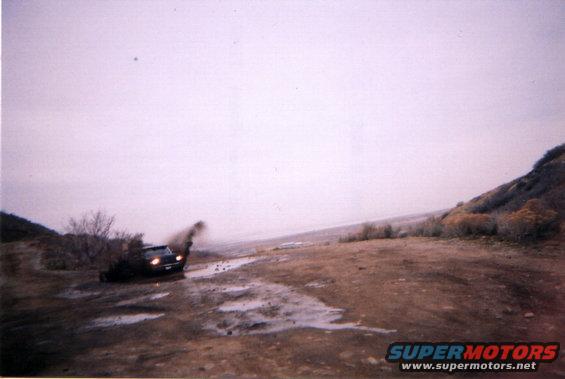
[1,238,564,377]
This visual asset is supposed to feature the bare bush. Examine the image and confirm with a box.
[497,199,560,242]
[65,210,116,265]
[67,210,115,238]
[37,211,145,271]
[443,213,496,237]
[106,230,144,264]
[111,229,144,252]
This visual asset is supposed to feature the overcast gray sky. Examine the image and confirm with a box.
[2,0,564,243]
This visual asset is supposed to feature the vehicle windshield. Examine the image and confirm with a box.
[143,247,173,258]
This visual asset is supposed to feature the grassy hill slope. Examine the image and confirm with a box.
[450,143,564,218]
[438,143,564,241]
[0,212,58,243]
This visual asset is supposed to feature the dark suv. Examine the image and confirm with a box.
[142,245,185,273]
[99,244,185,282]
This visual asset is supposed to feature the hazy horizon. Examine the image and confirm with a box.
[2,0,564,244]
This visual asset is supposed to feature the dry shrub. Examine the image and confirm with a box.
[443,213,496,237]
[339,223,375,243]
[339,223,395,243]
[367,224,394,239]
[497,199,559,241]
[359,223,376,241]
[338,234,357,243]
[411,217,443,237]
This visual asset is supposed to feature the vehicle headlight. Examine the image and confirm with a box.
[176,255,183,261]
[150,258,160,265]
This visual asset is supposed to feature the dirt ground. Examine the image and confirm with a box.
[1,237,564,377]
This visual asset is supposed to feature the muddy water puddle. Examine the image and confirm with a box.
[304,279,332,288]
[181,256,396,336]
[193,280,396,336]
[116,292,170,306]
[183,257,260,279]
[86,313,165,329]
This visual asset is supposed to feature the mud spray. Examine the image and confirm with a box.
[167,221,207,257]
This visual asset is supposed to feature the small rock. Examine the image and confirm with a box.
[524,312,535,318]
[366,357,379,365]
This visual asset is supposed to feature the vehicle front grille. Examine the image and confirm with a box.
[161,255,177,264]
